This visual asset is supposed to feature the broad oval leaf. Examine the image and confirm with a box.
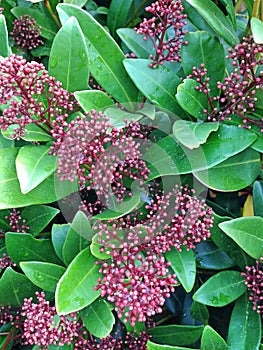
[16,145,58,194]
[201,325,227,350]
[56,247,101,314]
[0,14,11,57]
[117,28,153,59]
[22,124,52,142]
[227,294,261,350]
[165,247,196,292]
[49,16,89,92]
[253,180,263,217]
[74,90,114,112]
[81,298,115,338]
[20,262,66,292]
[193,270,246,307]
[62,227,90,266]
[71,210,93,240]
[51,224,71,262]
[57,4,138,105]
[251,17,263,44]
[219,216,263,259]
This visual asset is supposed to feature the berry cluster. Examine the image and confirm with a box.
[11,15,44,50]
[135,0,188,67]
[242,258,263,314]
[0,55,77,140]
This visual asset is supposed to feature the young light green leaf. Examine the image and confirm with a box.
[90,234,109,260]
[81,299,115,338]
[62,227,90,266]
[22,124,52,142]
[16,145,58,194]
[74,90,114,112]
[219,216,263,259]
[227,294,261,350]
[201,325,227,350]
[0,14,11,57]
[56,247,101,314]
[251,17,263,44]
[49,16,89,92]
[193,270,246,307]
[20,262,66,292]
[165,247,196,292]
[57,4,138,105]
[52,224,71,262]
[71,210,93,240]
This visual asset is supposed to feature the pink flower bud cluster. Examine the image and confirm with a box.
[0,55,77,139]
[242,258,263,314]
[0,253,16,269]
[56,110,150,208]
[6,208,29,233]
[11,15,44,50]
[136,0,188,67]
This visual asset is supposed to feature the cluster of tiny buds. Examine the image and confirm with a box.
[11,15,44,50]
[5,208,29,233]
[136,0,188,67]
[242,257,263,314]
[0,253,16,269]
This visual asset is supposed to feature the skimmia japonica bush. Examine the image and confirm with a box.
[0,0,262,349]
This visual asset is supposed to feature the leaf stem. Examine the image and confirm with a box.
[44,0,61,28]
[252,0,261,17]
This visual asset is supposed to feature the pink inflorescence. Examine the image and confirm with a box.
[21,292,88,349]
[11,15,44,50]
[6,208,29,233]
[242,257,263,314]
[136,0,188,67]
[0,55,77,139]
[56,110,150,209]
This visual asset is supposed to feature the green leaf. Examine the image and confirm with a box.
[22,124,52,142]
[74,90,114,112]
[6,233,62,265]
[71,211,93,240]
[201,325,227,350]
[181,31,225,96]
[185,0,238,46]
[11,7,58,40]
[81,298,115,338]
[227,294,261,350]
[16,145,58,194]
[56,247,101,314]
[0,209,11,231]
[220,0,236,28]
[64,0,87,7]
[62,227,90,266]
[107,0,132,38]
[51,224,70,262]
[193,270,246,307]
[219,216,263,259]
[194,148,261,191]
[104,106,143,128]
[253,180,263,217]
[21,205,59,236]
[148,325,204,346]
[57,4,138,105]
[175,79,208,119]
[0,14,11,57]
[190,301,209,322]
[173,120,219,149]
[0,267,39,307]
[147,341,195,350]
[124,59,182,115]
[117,28,153,59]
[165,247,196,292]
[49,16,89,92]
[194,241,234,270]
[20,262,66,292]
[0,132,14,148]
[90,234,109,260]
[251,17,263,44]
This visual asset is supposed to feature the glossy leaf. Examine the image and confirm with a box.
[74,90,114,112]
[49,16,89,92]
[0,14,11,57]
[165,247,196,292]
[147,342,195,350]
[104,106,143,128]
[81,298,115,338]
[0,132,14,148]
[253,180,263,217]
[11,6,58,40]
[57,4,138,105]
[71,210,93,240]
[251,17,263,44]
[6,233,62,265]
[193,270,246,307]
[185,0,238,46]
[64,0,87,7]
[194,241,234,270]
[148,325,204,346]
[227,294,261,350]
[62,227,90,266]
[173,120,219,149]
[56,247,101,314]
[0,267,39,307]
[20,262,66,292]
[201,325,227,350]
[219,216,263,259]
[181,31,225,96]
[176,79,208,119]
[107,0,132,38]
[22,124,52,142]
[90,234,109,260]
[124,59,183,115]
[16,145,58,194]
[21,205,59,236]
[117,28,153,59]
[190,301,209,322]
[220,0,236,28]
[51,224,70,262]
[194,148,261,191]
